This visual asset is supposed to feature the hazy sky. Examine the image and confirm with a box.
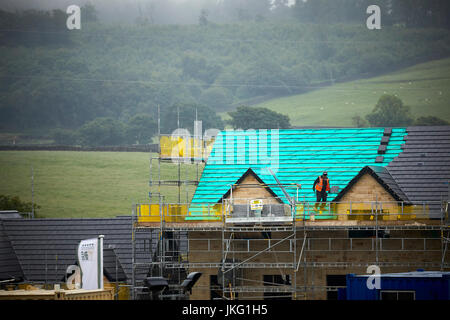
[0,0,297,11]
[0,0,297,24]
[0,0,297,13]
[0,0,209,23]
[0,0,204,10]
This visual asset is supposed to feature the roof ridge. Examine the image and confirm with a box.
[3,216,132,222]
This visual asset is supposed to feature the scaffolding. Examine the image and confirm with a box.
[131,194,450,300]
[130,129,450,300]
[148,103,213,204]
[149,155,203,204]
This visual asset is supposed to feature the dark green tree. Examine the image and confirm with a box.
[161,103,225,134]
[81,3,98,23]
[52,128,80,145]
[199,87,233,110]
[79,117,126,146]
[181,52,223,85]
[1,8,450,136]
[365,95,414,127]
[221,0,271,21]
[390,0,450,28]
[0,195,40,214]
[199,9,209,26]
[125,114,158,144]
[414,116,449,126]
[228,106,291,130]
[352,115,369,128]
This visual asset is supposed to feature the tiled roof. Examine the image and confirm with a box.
[0,220,24,282]
[333,165,410,203]
[103,247,127,282]
[387,126,450,216]
[0,216,152,283]
[191,128,407,206]
[191,126,450,218]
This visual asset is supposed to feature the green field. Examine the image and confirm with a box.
[251,58,450,127]
[2,59,450,218]
[0,151,201,218]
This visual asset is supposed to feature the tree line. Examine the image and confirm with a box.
[353,94,449,127]
[52,103,225,146]
[291,0,450,28]
[0,6,449,142]
[0,194,39,215]
[133,0,450,28]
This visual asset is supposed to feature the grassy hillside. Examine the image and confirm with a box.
[252,58,450,127]
[2,18,450,133]
[0,151,200,218]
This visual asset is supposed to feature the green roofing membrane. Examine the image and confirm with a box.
[190,128,407,208]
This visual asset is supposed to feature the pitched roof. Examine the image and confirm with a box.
[191,128,407,206]
[218,168,284,203]
[0,216,152,283]
[0,220,24,282]
[333,166,410,203]
[387,126,450,216]
[103,248,127,282]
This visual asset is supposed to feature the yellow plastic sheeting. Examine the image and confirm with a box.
[160,136,183,158]
[137,202,427,223]
[159,136,215,159]
[204,139,215,159]
[137,204,188,223]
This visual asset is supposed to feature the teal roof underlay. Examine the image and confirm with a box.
[191,128,407,205]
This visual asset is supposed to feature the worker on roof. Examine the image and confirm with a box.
[313,171,330,209]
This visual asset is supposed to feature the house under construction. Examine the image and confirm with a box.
[133,126,450,300]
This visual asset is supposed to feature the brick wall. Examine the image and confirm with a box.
[187,229,442,300]
[337,173,401,221]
